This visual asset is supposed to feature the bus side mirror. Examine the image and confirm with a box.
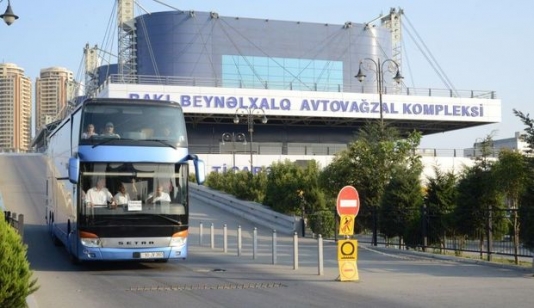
[68,157,80,184]
[194,159,205,184]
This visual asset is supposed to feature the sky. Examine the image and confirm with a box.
[1,0,533,150]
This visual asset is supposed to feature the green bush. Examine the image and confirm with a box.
[308,210,335,238]
[0,217,38,308]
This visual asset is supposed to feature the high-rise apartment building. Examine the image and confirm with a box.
[35,67,75,134]
[0,63,32,152]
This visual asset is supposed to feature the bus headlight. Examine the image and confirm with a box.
[80,231,101,248]
[170,230,188,247]
[81,238,101,247]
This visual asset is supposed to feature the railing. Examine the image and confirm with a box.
[190,186,534,260]
[190,183,299,235]
[4,211,24,240]
[191,143,503,159]
[355,233,534,258]
[101,74,497,100]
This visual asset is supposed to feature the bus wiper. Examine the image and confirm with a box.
[153,214,182,225]
[144,139,177,149]
[120,213,181,225]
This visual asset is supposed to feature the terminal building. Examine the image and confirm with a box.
[37,5,503,175]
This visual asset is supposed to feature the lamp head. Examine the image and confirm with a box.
[393,70,404,84]
[236,133,246,143]
[354,67,366,83]
[1,1,18,26]
[233,115,239,124]
[261,115,268,124]
[222,133,232,144]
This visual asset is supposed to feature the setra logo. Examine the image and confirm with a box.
[118,241,155,246]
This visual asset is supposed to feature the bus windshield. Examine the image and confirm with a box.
[79,162,188,226]
[79,102,187,147]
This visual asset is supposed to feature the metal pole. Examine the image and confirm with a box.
[235,107,266,174]
[248,112,254,174]
[301,201,306,237]
[232,134,236,173]
[421,204,428,252]
[199,222,203,246]
[372,206,378,246]
[487,204,493,261]
[317,234,323,275]
[377,58,383,125]
[223,224,228,253]
[272,229,277,265]
[334,208,338,242]
[237,225,242,256]
[253,227,257,260]
[210,223,215,249]
[293,232,299,270]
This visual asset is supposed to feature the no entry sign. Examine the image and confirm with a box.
[336,186,360,216]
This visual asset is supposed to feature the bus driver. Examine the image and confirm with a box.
[86,178,116,208]
[146,185,171,204]
[113,183,130,207]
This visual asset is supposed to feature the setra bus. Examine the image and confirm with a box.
[45,98,205,263]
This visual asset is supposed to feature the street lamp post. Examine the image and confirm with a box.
[354,58,403,125]
[221,132,247,173]
[234,107,268,173]
[1,0,18,26]
[355,58,403,247]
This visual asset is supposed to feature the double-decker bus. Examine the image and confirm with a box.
[45,98,205,263]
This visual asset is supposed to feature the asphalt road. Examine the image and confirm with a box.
[1,154,534,308]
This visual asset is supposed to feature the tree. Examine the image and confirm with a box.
[323,122,422,243]
[231,170,267,203]
[0,218,39,307]
[492,149,528,264]
[204,171,226,191]
[263,160,325,215]
[379,163,424,249]
[318,150,355,200]
[513,109,534,154]
[512,109,534,249]
[204,169,267,204]
[425,166,458,251]
[518,172,534,250]
[454,135,507,260]
[263,160,305,213]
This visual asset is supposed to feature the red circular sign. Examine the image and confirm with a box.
[336,186,360,216]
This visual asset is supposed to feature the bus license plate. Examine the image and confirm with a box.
[137,252,164,259]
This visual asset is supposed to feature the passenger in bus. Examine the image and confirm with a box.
[129,178,140,200]
[101,122,120,138]
[85,178,116,208]
[114,183,130,207]
[162,126,172,138]
[154,124,174,139]
[81,124,98,139]
[146,185,171,204]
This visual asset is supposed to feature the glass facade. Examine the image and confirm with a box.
[222,55,343,92]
